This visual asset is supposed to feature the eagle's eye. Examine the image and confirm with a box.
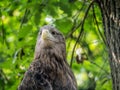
[39,31,42,35]
[51,31,56,35]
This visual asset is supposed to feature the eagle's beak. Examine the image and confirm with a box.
[41,29,54,40]
[42,29,49,39]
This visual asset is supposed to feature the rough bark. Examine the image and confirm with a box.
[96,0,120,90]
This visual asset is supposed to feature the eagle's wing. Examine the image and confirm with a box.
[18,60,52,90]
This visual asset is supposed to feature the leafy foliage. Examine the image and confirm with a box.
[0,0,111,90]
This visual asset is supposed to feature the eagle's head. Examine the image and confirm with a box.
[34,25,66,60]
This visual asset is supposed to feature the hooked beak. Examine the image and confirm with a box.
[42,29,50,40]
[41,29,55,41]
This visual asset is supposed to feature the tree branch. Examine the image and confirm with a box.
[92,5,107,45]
[65,1,86,39]
[70,0,95,67]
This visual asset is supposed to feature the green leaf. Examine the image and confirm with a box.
[18,24,33,38]
[55,18,72,34]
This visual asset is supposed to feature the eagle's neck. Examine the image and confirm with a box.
[34,47,68,76]
[34,47,66,64]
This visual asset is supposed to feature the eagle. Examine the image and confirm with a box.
[18,25,77,90]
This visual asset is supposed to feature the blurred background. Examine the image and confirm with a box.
[0,0,111,90]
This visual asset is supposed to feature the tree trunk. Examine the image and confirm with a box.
[96,0,120,90]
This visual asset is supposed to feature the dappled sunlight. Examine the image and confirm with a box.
[0,0,112,90]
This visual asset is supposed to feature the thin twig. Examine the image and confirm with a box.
[92,5,106,45]
[72,0,86,19]
[1,19,9,49]
[65,1,86,39]
[70,0,95,67]
[70,28,84,67]
[89,60,109,74]
[19,9,29,29]
[0,69,9,82]
[19,0,31,29]
[80,41,109,74]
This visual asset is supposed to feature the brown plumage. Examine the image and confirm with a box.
[18,25,77,90]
